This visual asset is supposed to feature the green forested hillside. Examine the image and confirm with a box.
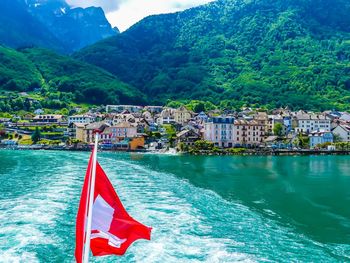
[0,46,146,106]
[75,0,350,110]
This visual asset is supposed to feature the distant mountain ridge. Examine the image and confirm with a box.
[0,0,63,51]
[74,0,350,110]
[0,0,118,52]
[26,0,118,51]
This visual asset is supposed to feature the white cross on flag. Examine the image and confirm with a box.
[75,152,151,262]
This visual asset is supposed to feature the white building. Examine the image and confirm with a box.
[204,116,235,148]
[295,113,331,133]
[157,108,176,125]
[332,125,350,142]
[106,105,143,113]
[68,115,95,125]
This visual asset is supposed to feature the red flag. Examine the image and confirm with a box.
[75,153,152,263]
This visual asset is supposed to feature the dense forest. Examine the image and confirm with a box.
[0,46,146,106]
[74,0,350,110]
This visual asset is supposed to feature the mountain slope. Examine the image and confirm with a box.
[75,0,350,110]
[0,0,63,51]
[0,46,146,105]
[27,0,118,51]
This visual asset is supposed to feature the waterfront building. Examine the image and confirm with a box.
[332,125,350,142]
[174,106,193,125]
[83,122,110,144]
[176,129,202,147]
[204,116,235,148]
[295,113,331,134]
[254,112,269,134]
[101,122,137,144]
[309,130,334,148]
[75,123,88,142]
[234,120,265,147]
[68,114,95,125]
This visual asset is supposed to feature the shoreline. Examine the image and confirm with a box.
[1,145,350,156]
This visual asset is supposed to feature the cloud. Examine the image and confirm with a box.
[66,0,124,13]
[106,0,214,32]
[66,0,214,31]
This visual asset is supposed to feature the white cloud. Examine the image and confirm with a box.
[68,0,214,32]
[66,0,124,13]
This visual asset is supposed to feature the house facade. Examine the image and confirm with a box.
[234,120,265,146]
[295,113,331,133]
[83,122,110,144]
[68,115,95,125]
[332,125,350,142]
[309,130,334,148]
[174,106,192,125]
[33,114,64,123]
[106,105,143,113]
[101,122,137,144]
[204,116,235,148]
[157,108,176,125]
[176,129,201,147]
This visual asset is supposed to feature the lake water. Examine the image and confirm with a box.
[0,150,349,262]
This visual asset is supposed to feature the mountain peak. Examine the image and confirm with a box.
[0,0,117,52]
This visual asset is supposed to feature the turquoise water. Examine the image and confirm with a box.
[0,150,349,262]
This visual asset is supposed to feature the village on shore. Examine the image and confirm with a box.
[1,104,350,155]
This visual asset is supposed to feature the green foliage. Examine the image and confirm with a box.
[75,0,350,111]
[193,140,215,151]
[162,124,176,136]
[315,142,332,149]
[273,123,284,137]
[335,142,350,150]
[0,47,146,107]
[227,148,246,154]
[0,46,41,92]
[185,100,217,113]
[296,133,310,149]
[31,127,41,144]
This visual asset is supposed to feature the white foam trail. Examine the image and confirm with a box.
[0,153,87,263]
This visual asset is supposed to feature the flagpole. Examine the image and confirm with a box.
[83,131,99,263]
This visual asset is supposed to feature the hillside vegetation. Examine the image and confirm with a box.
[75,0,350,110]
[0,46,146,106]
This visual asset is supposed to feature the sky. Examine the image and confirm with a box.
[66,0,214,32]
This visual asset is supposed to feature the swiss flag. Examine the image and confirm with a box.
[75,152,152,262]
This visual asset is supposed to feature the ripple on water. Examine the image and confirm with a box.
[0,152,87,262]
[0,152,349,262]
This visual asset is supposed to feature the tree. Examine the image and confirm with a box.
[193,102,205,113]
[31,127,41,144]
[273,123,284,137]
